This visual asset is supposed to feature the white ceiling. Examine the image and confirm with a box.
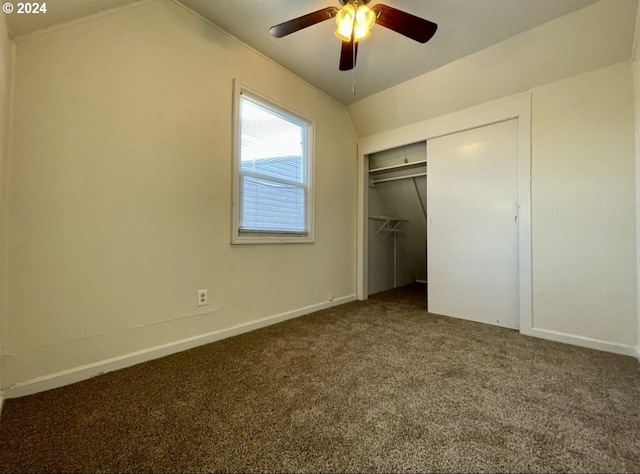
[5,0,602,105]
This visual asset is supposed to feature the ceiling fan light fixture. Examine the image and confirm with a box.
[355,4,376,32]
[335,3,356,42]
[353,22,371,41]
[335,2,375,42]
[354,4,376,41]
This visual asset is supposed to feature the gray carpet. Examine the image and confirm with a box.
[0,283,639,473]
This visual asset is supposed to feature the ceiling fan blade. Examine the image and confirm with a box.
[339,36,358,71]
[270,7,339,38]
[371,4,437,43]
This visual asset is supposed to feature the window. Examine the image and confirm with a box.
[232,82,314,244]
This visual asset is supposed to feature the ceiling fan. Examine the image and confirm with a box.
[269,0,438,71]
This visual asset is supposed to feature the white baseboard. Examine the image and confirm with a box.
[635,345,640,363]
[4,295,357,399]
[522,327,637,357]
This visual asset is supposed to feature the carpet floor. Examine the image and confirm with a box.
[0,283,639,473]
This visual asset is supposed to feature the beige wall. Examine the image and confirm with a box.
[531,62,636,345]
[347,0,637,138]
[4,0,357,388]
[0,12,10,393]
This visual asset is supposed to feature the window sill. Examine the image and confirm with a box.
[231,234,315,245]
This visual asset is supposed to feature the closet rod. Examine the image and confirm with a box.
[372,172,427,184]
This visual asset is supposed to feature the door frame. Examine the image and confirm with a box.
[356,93,532,334]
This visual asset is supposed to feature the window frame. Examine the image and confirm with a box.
[231,80,315,245]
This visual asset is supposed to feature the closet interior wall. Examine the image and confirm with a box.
[368,141,427,296]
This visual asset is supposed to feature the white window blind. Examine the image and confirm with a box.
[238,92,310,236]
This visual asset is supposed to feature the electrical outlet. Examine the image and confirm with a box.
[197,289,208,307]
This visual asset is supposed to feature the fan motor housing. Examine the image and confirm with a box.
[339,0,373,5]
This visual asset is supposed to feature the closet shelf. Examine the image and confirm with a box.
[369,160,426,174]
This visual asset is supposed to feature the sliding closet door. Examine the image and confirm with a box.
[427,119,519,329]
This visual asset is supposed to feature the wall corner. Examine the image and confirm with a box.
[0,6,12,403]
[634,0,640,361]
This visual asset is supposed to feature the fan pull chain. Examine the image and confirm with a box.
[352,40,357,95]
[352,70,356,95]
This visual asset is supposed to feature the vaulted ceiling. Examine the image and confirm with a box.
[5,0,606,104]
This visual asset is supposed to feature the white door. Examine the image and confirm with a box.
[427,119,519,329]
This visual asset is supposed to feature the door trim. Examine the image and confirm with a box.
[356,93,532,334]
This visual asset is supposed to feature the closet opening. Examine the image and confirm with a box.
[367,141,427,307]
